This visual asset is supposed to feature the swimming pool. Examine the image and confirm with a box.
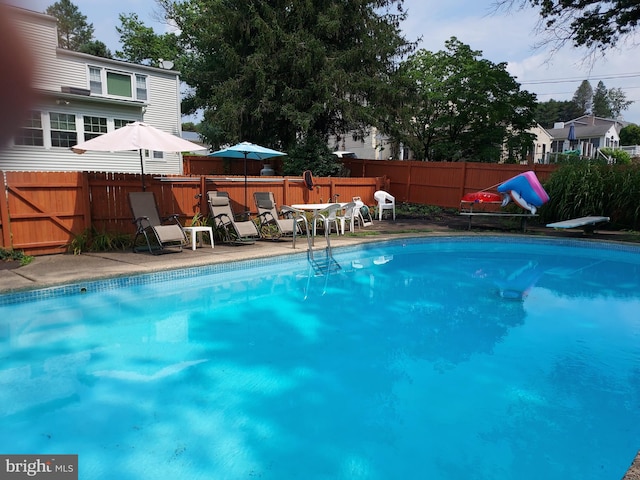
[1,236,639,479]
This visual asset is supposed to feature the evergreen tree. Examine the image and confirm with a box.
[46,0,94,51]
[571,80,593,115]
[592,81,612,118]
[154,0,415,151]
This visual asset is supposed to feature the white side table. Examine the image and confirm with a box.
[183,226,214,250]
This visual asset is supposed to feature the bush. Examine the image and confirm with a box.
[542,162,640,229]
[600,147,632,165]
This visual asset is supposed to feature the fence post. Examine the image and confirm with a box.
[199,175,207,215]
[460,162,468,199]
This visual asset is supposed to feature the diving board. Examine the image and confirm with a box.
[546,216,610,231]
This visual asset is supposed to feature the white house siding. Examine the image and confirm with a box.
[12,8,59,92]
[1,6,185,175]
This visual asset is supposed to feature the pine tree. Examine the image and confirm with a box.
[45,0,94,51]
[592,81,612,118]
[571,80,593,115]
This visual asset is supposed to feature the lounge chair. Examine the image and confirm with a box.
[129,191,186,254]
[253,191,301,239]
[207,191,260,244]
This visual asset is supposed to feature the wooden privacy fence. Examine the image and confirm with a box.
[0,162,557,255]
[341,159,557,208]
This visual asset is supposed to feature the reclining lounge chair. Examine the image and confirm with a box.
[207,191,260,244]
[253,191,301,239]
[129,191,186,254]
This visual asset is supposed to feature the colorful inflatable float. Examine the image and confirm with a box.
[497,171,549,214]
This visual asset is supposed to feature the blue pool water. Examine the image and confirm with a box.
[1,236,639,479]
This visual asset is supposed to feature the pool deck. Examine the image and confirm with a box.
[1,216,640,477]
[0,216,637,294]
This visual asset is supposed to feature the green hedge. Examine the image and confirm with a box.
[541,162,640,230]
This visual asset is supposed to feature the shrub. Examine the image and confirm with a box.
[542,162,640,229]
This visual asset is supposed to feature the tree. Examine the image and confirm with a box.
[384,37,537,162]
[620,125,640,146]
[115,13,180,67]
[494,0,640,52]
[155,0,415,151]
[592,81,612,118]
[572,80,592,115]
[607,88,634,119]
[534,99,583,128]
[46,0,94,51]
[78,40,112,58]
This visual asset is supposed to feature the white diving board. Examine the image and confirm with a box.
[546,216,610,230]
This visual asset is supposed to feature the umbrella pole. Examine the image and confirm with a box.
[244,153,248,213]
[139,149,146,191]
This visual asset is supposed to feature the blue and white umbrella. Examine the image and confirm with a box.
[209,142,287,210]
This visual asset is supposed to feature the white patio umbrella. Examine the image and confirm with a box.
[208,141,287,211]
[71,121,207,190]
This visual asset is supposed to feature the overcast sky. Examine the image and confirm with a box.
[10,0,640,124]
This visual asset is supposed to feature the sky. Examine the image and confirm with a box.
[9,0,640,124]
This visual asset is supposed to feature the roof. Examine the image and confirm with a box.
[547,124,615,140]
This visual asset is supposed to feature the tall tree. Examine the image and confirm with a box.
[385,37,537,162]
[46,0,94,51]
[494,0,640,52]
[115,13,180,67]
[592,81,612,118]
[155,0,415,151]
[607,88,634,119]
[572,80,593,115]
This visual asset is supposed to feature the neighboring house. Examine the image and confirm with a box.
[1,6,192,174]
[329,127,398,160]
[181,130,210,151]
[545,115,628,159]
[524,123,553,164]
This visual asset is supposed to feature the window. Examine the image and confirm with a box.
[114,119,131,129]
[136,75,148,101]
[14,111,44,146]
[50,112,77,147]
[89,67,102,94]
[83,116,107,140]
[106,71,132,98]
[89,66,149,101]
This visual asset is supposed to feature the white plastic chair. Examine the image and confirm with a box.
[316,203,342,236]
[338,202,360,234]
[374,190,395,221]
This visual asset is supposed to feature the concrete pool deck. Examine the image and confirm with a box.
[1,216,639,477]
[0,215,637,294]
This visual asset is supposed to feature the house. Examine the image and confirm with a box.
[523,123,553,164]
[0,6,193,174]
[546,115,630,159]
